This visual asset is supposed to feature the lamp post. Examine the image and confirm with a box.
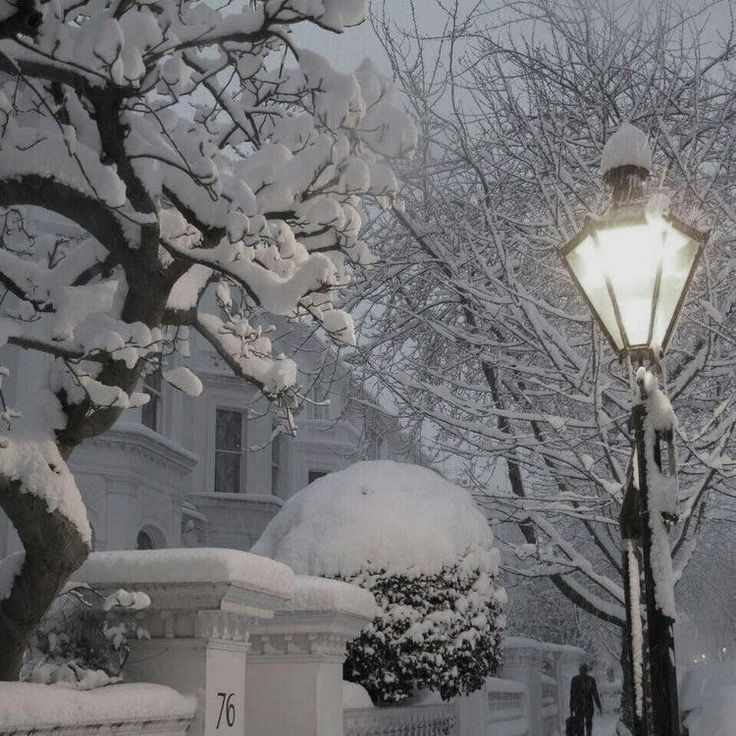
[560,123,709,736]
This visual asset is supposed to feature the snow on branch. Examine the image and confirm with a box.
[0,0,414,552]
[354,0,736,626]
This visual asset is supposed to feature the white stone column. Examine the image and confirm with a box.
[245,575,376,736]
[501,638,544,735]
[455,687,486,736]
[76,548,293,736]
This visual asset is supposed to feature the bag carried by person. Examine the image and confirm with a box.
[566,715,577,736]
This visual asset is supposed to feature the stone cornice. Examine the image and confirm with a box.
[296,418,362,442]
[77,423,199,475]
[196,610,253,644]
[248,630,349,659]
[249,607,373,661]
[198,369,259,394]
[189,492,283,511]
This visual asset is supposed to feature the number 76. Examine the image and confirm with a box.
[216,692,235,728]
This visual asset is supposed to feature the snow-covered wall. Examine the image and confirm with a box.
[0,682,195,736]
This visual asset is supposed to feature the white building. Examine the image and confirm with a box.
[0,223,422,556]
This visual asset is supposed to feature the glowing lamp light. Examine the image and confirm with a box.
[562,211,707,355]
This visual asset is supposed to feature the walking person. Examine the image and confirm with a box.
[569,663,603,736]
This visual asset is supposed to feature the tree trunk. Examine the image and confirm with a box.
[620,631,635,730]
[0,0,42,41]
[0,479,89,680]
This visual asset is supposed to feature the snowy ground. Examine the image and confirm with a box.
[594,714,620,735]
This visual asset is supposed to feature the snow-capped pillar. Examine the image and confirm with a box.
[245,575,376,736]
[75,549,294,736]
[501,638,544,736]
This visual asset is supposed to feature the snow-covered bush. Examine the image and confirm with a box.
[253,460,506,703]
[22,585,150,690]
[339,558,504,703]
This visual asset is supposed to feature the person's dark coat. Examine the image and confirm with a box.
[570,672,602,717]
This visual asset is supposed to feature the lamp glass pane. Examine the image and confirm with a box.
[594,222,663,348]
[651,227,700,349]
[565,234,624,350]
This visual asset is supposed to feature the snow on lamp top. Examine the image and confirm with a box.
[601,122,652,175]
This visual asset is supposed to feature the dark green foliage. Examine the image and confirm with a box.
[340,557,505,704]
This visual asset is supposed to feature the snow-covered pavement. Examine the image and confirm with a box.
[594,714,620,735]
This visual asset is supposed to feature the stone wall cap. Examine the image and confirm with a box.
[287,575,376,619]
[485,676,527,693]
[504,636,586,657]
[0,682,196,731]
[76,548,294,601]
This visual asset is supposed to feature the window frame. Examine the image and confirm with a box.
[307,383,330,421]
[308,469,329,484]
[270,420,282,496]
[214,406,247,493]
[141,368,163,432]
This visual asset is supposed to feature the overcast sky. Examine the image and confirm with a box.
[297,0,736,75]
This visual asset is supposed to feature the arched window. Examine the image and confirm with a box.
[136,525,166,550]
[136,530,155,550]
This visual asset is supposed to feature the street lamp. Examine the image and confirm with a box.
[562,130,706,360]
[560,123,709,736]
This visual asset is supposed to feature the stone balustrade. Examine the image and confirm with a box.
[344,702,457,736]
[540,674,559,735]
[487,679,527,724]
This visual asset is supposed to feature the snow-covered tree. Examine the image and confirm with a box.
[0,0,414,679]
[0,0,42,40]
[253,460,506,703]
[354,0,736,703]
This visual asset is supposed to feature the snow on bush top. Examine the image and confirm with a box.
[601,122,652,175]
[252,460,498,577]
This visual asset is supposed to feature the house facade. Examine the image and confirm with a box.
[0,297,421,557]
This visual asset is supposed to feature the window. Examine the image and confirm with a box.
[367,435,382,460]
[271,423,281,496]
[215,408,246,492]
[137,530,155,550]
[365,412,385,460]
[136,526,166,550]
[141,369,162,432]
[307,383,330,420]
[308,470,329,484]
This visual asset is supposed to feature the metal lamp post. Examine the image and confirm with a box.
[560,123,709,736]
